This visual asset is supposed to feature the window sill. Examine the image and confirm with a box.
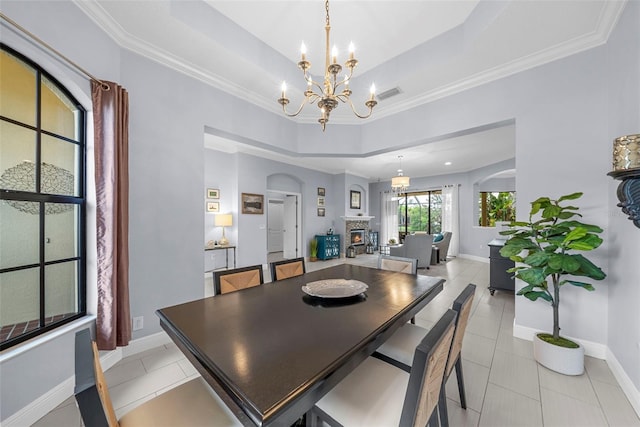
[0,315,96,363]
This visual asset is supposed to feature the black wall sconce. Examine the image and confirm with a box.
[608,134,640,228]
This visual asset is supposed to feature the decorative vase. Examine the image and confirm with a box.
[532,333,584,375]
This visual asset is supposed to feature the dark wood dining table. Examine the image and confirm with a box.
[156,264,444,426]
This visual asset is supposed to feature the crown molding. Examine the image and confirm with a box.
[373,0,627,122]
[73,0,626,126]
[72,0,274,112]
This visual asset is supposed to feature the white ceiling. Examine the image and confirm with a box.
[75,0,625,181]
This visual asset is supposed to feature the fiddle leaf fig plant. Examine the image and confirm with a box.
[499,192,606,347]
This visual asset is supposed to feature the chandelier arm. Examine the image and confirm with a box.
[281,96,311,117]
[346,98,375,119]
[333,76,349,91]
[312,81,325,95]
[303,70,324,94]
[342,66,355,82]
[307,93,321,104]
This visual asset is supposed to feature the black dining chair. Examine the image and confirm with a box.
[213,264,264,295]
[308,309,457,427]
[374,283,476,427]
[74,328,241,426]
[269,257,306,281]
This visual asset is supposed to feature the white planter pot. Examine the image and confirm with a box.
[533,333,584,375]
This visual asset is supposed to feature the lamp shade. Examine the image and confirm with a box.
[391,175,410,188]
[215,214,233,227]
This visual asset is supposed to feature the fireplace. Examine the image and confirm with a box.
[342,216,374,255]
[350,229,366,246]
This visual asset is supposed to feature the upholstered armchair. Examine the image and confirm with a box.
[434,231,452,262]
[389,234,433,269]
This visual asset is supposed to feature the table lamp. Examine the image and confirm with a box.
[215,213,233,246]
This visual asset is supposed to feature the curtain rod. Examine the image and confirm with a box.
[0,12,109,91]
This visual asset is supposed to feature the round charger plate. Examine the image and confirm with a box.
[302,279,368,298]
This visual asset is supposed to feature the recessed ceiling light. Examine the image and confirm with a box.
[445,161,452,166]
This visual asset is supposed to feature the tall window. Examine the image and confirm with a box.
[0,44,86,350]
[398,190,442,241]
[478,191,516,227]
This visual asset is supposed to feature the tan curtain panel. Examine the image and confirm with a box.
[91,81,131,350]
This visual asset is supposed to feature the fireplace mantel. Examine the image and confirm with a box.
[340,216,374,221]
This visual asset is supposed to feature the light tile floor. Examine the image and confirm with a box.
[34,255,640,426]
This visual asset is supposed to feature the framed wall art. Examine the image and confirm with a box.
[317,207,325,217]
[317,187,325,196]
[241,193,264,214]
[206,201,220,213]
[207,188,220,199]
[317,196,325,207]
[350,190,361,209]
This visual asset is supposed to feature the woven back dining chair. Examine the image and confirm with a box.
[269,257,306,281]
[373,283,476,427]
[213,264,264,295]
[74,329,241,427]
[377,254,418,275]
[378,254,418,324]
[309,309,457,427]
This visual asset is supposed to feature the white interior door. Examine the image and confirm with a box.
[283,195,298,258]
[267,200,284,252]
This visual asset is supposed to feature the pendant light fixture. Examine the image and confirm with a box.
[391,155,410,192]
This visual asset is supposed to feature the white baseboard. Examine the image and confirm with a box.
[122,331,172,358]
[512,322,607,359]
[100,346,123,371]
[1,377,75,427]
[458,253,490,263]
[606,348,640,418]
[1,331,171,427]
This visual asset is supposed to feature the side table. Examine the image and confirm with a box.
[204,245,236,269]
[430,246,440,265]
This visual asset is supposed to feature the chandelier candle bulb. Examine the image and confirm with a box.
[349,42,355,60]
[301,42,307,61]
[332,46,338,64]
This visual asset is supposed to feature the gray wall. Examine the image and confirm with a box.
[204,149,354,265]
[369,158,515,257]
[1,0,639,422]
[605,0,640,392]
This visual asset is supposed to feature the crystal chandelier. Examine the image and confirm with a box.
[391,155,410,192]
[277,0,377,131]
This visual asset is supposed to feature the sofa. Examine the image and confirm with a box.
[389,233,433,269]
